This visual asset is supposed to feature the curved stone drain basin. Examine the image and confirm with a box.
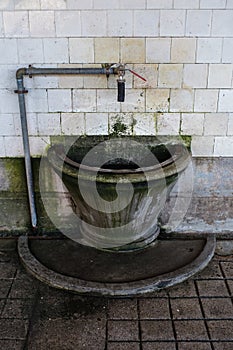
[18,235,216,297]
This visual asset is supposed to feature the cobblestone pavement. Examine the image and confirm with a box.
[0,240,233,350]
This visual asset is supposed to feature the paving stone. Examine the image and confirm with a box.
[168,280,197,297]
[220,262,233,278]
[195,260,223,279]
[0,319,29,339]
[174,320,209,341]
[0,280,12,298]
[142,342,176,349]
[139,298,170,319]
[226,280,233,295]
[201,297,233,319]
[0,299,5,315]
[1,299,34,319]
[108,342,140,350]
[0,251,13,262]
[9,277,38,299]
[108,320,139,341]
[140,320,174,341]
[208,320,233,340]
[211,342,233,350]
[170,297,202,319]
[0,340,24,350]
[177,342,212,349]
[0,263,16,279]
[27,318,106,350]
[196,280,229,297]
[108,299,138,320]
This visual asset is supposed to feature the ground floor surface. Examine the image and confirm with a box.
[0,239,233,350]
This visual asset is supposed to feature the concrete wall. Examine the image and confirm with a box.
[0,0,233,157]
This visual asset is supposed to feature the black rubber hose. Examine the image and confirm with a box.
[117,80,125,102]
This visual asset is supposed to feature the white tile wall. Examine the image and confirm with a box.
[61,113,85,135]
[204,113,229,135]
[171,38,196,63]
[191,136,215,156]
[18,38,44,63]
[157,113,181,135]
[147,0,173,9]
[41,0,67,9]
[48,89,72,112]
[194,90,219,112]
[73,89,97,112]
[67,0,93,9]
[29,11,55,37]
[82,11,107,37]
[200,0,226,8]
[133,10,159,37]
[107,10,132,36]
[218,90,233,112]
[212,10,233,36]
[3,11,29,37]
[55,11,81,37]
[222,38,233,63]
[146,89,170,112]
[181,113,204,135]
[160,10,186,36]
[0,137,6,157]
[197,38,222,63]
[69,38,94,63]
[174,0,199,9]
[228,113,233,135]
[208,64,233,88]
[186,10,212,36]
[85,113,108,135]
[133,113,156,135]
[158,64,183,88]
[146,38,171,63]
[183,64,208,88]
[214,137,233,156]
[0,39,18,63]
[14,0,40,10]
[38,113,61,135]
[0,4,233,157]
[170,89,194,112]
[43,39,69,64]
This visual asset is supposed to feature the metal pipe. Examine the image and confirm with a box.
[15,65,115,230]
[15,76,37,229]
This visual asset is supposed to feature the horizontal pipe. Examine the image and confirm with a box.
[17,66,115,79]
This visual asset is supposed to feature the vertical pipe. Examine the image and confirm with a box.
[16,76,37,229]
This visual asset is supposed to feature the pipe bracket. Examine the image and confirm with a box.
[14,89,28,94]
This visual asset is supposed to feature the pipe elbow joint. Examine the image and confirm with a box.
[16,67,27,80]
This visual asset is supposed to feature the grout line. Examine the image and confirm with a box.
[168,295,179,350]
[136,299,143,350]
[194,280,215,350]
[105,299,109,350]
[219,261,233,305]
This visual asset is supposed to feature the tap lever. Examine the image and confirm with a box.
[127,69,147,82]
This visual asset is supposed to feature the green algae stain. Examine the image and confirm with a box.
[3,159,27,193]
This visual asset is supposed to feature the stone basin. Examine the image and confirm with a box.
[47,136,190,251]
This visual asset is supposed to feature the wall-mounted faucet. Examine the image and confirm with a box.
[108,63,147,103]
